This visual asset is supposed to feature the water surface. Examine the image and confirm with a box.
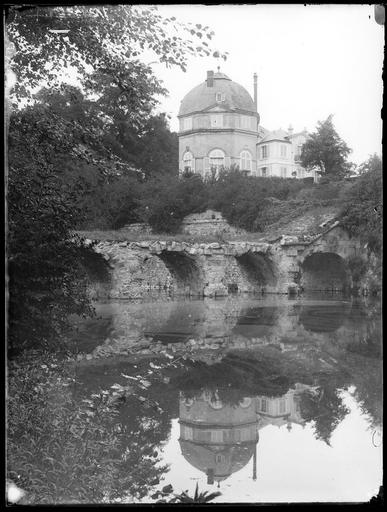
[71,294,382,503]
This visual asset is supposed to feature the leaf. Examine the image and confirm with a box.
[110,383,124,390]
[139,379,151,388]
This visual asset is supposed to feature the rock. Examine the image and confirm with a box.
[162,484,173,494]
[136,340,151,349]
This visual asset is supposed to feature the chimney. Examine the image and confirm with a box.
[253,73,258,112]
[207,70,214,87]
[206,468,214,485]
[288,124,294,136]
[253,444,257,481]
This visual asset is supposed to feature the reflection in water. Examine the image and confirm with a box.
[69,295,382,503]
[178,384,319,486]
[298,302,351,333]
[85,296,366,356]
[179,390,259,485]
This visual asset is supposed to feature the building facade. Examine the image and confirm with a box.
[178,70,318,181]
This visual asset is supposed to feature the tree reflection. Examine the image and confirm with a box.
[298,380,349,445]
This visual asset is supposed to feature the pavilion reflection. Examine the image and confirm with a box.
[178,383,318,486]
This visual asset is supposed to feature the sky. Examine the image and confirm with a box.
[148,4,384,165]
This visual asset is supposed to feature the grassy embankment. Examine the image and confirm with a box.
[77,203,343,243]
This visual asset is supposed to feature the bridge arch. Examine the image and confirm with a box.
[298,301,351,333]
[155,250,204,294]
[300,251,351,292]
[235,251,277,292]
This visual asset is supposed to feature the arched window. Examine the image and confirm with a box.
[209,149,225,174]
[239,397,252,408]
[209,398,223,410]
[239,150,252,171]
[183,151,194,173]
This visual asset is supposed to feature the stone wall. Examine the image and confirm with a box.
[85,224,365,299]
[181,210,249,237]
[89,239,280,299]
[119,223,153,235]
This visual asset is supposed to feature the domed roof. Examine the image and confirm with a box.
[179,71,256,117]
[179,440,256,481]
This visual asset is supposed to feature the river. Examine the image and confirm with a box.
[69,293,382,503]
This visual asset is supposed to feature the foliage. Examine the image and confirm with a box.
[7,103,105,353]
[77,169,350,234]
[6,5,223,351]
[7,355,171,504]
[340,156,382,254]
[172,351,313,405]
[171,483,221,503]
[207,170,308,231]
[137,171,209,233]
[103,113,179,180]
[299,380,349,445]
[356,152,382,175]
[300,115,352,178]
[7,5,227,113]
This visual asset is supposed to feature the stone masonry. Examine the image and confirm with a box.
[87,223,364,299]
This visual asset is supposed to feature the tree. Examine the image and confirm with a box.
[6,5,226,115]
[7,157,94,353]
[356,153,382,175]
[340,155,382,254]
[300,115,352,179]
[6,5,226,350]
[102,113,179,180]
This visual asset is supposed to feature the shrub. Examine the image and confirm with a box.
[340,165,382,254]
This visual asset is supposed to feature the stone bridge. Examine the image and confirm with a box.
[88,222,363,299]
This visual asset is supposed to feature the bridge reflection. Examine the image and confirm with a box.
[87,296,366,355]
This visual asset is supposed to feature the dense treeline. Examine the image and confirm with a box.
[79,168,329,234]
[6,4,221,352]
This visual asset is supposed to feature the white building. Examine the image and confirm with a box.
[178,69,318,181]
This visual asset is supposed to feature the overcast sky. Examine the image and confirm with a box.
[150,4,384,165]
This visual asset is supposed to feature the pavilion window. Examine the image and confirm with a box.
[183,151,194,173]
[182,117,192,131]
[209,149,226,176]
[240,150,252,171]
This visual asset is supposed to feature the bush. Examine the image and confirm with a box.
[340,165,382,254]
[7,163,95,354]
[7,355,170,504]
[136,172,209,233]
